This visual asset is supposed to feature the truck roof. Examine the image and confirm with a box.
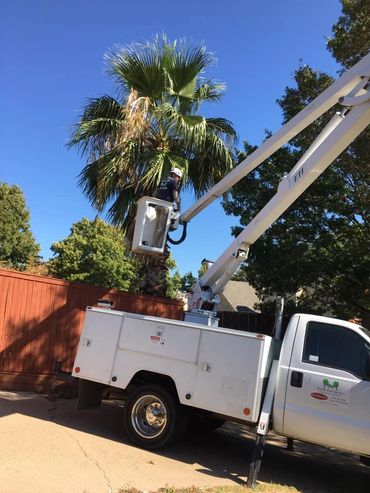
[291,313,370,342]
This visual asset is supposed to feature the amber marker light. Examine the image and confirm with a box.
[243,407,251,416]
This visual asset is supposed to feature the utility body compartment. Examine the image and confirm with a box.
[73,307,276,422]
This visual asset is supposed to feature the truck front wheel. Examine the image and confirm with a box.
[123,384,187,449]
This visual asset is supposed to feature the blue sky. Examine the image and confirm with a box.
[1,0,342,276]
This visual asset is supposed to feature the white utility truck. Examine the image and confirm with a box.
[72,53,370,485]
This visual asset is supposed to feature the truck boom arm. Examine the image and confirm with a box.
[180,53,370,223]
[187,53,370,309]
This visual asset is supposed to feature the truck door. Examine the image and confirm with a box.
[283,319,370,455]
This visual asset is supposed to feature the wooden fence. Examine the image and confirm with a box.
[2,269,367,393]
[0,269,183,392]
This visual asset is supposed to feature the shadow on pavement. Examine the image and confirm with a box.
[0,391,369,493]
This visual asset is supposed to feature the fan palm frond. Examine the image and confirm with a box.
[71,35,237,235]
[205,117,238,145]
[194,81,225,105]
[69,96,123,156]
[106,39,166,100]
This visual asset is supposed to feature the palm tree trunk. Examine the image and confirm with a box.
[136,248,170,297]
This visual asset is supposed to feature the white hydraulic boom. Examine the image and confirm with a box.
[132,52,370,311]
[181,53,370,223]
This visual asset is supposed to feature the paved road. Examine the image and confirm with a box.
[0,391,368,493]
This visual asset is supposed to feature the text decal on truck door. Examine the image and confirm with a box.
[310,376,350,407]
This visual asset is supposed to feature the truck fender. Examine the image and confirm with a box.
[126,370,181,402]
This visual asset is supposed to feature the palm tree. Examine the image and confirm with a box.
[69,35,236,296]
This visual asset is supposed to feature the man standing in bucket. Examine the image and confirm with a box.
[155,167,182,211]
[152,168,183,247]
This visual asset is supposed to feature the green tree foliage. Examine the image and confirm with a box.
[49,217,138,291]
[197,261,208,279]
[180,271,197,292]
[69,35,236,231]
[165,256,182,299]
[327,0,370,69]
[223,1,369,318]
[179,260,223,293]
[0,182,40,270]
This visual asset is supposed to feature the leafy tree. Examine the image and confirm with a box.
[180,259,226,292]
[48,217,138,291]
[197,261,209,279]
[223,1,369,318]
[0,182,40,270]
[180,271,197,292]
[327,0,370,69]
[165,256,182,299]
[69,35,236,297]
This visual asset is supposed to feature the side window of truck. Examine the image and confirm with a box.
[302,322,370,380]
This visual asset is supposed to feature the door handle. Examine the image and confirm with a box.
[291,371,303,388]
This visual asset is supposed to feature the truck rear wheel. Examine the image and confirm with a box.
[123,384,187,449]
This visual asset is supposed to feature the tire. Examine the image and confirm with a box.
[123,384,187,450]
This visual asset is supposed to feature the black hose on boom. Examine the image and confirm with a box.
[167,221,188,245]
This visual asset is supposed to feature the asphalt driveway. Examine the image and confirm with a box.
[0,390,368,493]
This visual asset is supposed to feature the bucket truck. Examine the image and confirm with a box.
[72,52,370,485]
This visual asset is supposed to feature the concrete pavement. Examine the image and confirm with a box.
[0,391,368,493]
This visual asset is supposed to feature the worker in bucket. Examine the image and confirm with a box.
[152,168,183,247]
[155,167,182,211]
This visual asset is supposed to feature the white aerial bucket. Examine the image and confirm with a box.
[132,196,175,255]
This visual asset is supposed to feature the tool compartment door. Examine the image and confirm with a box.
[191,331,269,421]
[73,310,122,383]
[118,316,200,363]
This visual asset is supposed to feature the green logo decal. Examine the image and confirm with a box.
[323,378,339,390]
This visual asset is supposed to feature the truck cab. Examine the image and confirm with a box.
[274,314,370,456]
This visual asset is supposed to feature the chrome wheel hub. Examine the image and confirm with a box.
[131,394,167,439]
